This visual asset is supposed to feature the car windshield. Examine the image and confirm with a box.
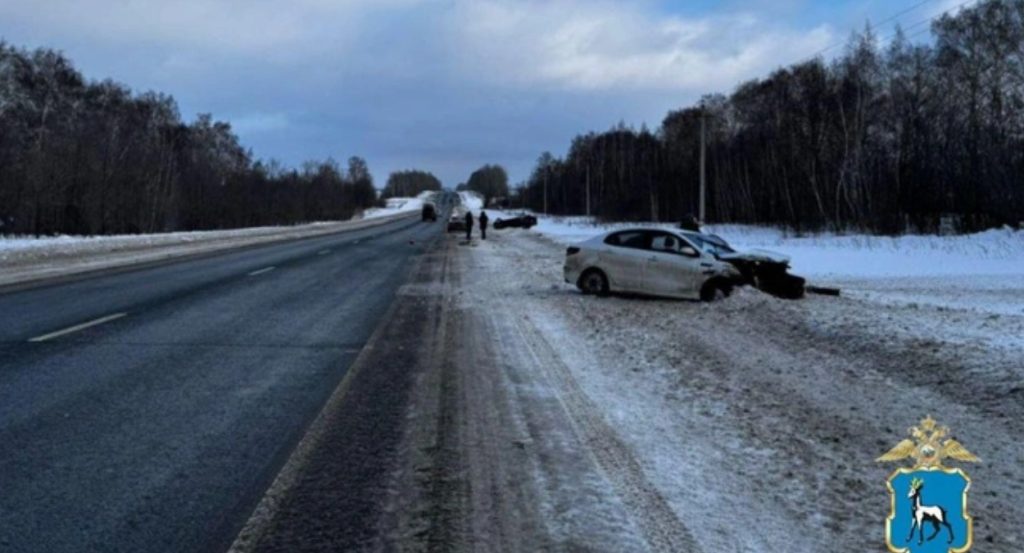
[682,232,735,256]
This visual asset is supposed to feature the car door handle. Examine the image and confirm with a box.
[648,256,659,261]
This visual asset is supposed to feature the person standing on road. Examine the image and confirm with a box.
[479,210,489,240]
[464,210,474,241]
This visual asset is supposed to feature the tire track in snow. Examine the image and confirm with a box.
[491,295,703,553]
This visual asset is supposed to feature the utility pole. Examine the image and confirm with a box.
[585,164,591,217]
[699,106,707,223]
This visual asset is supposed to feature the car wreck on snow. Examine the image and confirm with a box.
[563,227,806,301]
[493,214,538,230]
[680,231,806,299]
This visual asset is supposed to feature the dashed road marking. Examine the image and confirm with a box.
[248,266,276,277]
[28,312,128,342]
[318,249,331,255]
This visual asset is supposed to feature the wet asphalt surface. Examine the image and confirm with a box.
[0,215,440,553]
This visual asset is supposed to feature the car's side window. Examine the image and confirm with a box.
[605,231,648,250]
[649,233,669,252]
[650,233,701,257]
[677,237,701,257]
[649,233,682,253]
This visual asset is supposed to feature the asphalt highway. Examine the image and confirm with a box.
[0,213,440,553]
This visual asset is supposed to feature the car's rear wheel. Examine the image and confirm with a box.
[578,269,609,296]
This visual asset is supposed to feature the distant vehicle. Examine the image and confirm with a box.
[447,216,466,233]
[562,228,805,301]
[447,207,467,233]
[493,214,537,229]
[421,202,437,222]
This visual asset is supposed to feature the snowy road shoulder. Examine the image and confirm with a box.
[523,215,1024,314]
[0,210,417,288]
[460,227,1024,551]
[360,190,438,220]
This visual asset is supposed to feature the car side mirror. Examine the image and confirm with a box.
[680,246,699,257]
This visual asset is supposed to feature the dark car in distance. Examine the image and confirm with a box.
[493,214,538,229]
[421,202,437,222]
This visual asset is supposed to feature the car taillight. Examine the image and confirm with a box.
[566,247,580,256]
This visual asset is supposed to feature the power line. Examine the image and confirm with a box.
[795,0,981,67]
[878,0,981,46]
[800,0,937,62]
[875,0,936,29]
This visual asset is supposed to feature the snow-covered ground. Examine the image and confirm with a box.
[528,216,1024,278]
[457,190,484,212]
[450,227,1024,551]
[0,210,417,287]
[0,222,336,260]
[361,190,438,219]
[519,214,1024,316]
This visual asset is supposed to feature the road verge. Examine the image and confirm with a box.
[0,211,417,290]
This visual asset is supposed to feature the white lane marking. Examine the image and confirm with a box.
[318,249,331,255]
[28,313,128,342]
[248,266,276,277]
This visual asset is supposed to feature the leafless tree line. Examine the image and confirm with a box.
[380,170,442,199]
[518,0,1024,233]
[459,164,509,206]
[0,44,377,236]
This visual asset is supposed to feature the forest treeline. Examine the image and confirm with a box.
[0,43,377,236]
[458,164,510,205]
[517,0,1024,233]
[381,170,442,199]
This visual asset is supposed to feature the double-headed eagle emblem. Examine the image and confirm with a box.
[876,415,979,469]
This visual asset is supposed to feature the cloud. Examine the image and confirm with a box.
[230,112,290,134]
[0,0,845,185]
[447,0,835,93]
[0,0,427,61]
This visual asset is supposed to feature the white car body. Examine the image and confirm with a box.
[563,228,743,300]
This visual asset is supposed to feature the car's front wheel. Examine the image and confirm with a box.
[700,279,732,302]
[578,269,609,296]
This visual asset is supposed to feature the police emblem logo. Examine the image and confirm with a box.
[877,415,979,553]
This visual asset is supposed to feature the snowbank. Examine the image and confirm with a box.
[362,190,437,220]
[0,222,343,262]
[528,215,1024,279]
[0,210,417,287]
[457,190,484,211]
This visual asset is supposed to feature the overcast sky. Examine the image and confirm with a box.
[0,0,959,187]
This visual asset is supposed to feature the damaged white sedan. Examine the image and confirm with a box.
[563,228,805,301]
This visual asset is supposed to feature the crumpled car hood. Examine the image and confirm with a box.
[718,248,790,265]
